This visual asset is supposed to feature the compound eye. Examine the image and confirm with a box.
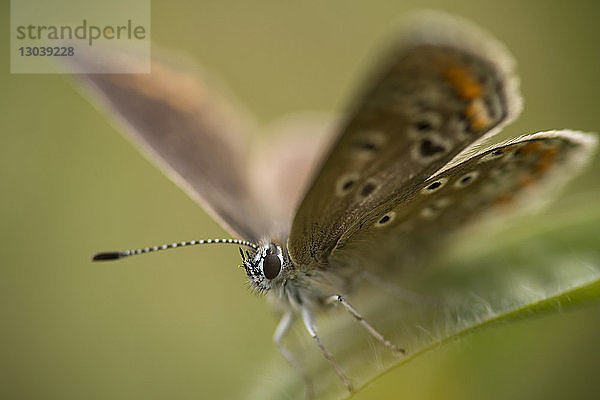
[263,254,282,280]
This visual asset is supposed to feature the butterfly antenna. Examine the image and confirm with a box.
[92,239,258,262]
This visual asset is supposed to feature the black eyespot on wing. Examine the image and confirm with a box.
[428,181,442,190]
[420,139,447,157]
[360,182,377,197]
[354,140,378,151]
[415,120,433,132]
[342,179,355,190]
[375,210,396,227]
[263,254,282,280]
[420,177,448,194]
[454,171,479,188]
[379,215,390,224]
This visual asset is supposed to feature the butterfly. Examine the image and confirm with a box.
[81,11,596,399]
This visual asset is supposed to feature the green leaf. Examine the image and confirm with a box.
[247,199,600,399]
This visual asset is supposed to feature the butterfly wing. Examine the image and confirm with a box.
[288,12,522,266]
[250,114,336,232]
[329,130,597,270]
[72,53,267,241]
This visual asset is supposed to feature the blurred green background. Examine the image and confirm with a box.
[2,1,600,399]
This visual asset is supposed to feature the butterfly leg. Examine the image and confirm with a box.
[301,307,354,392]
[327,295,406,354]
[273,311,315,399]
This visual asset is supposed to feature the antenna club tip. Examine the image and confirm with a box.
[92,252,123,261]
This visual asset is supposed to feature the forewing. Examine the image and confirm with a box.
[250,114,336,232]
[289,12,522,266]
[329,131,597,269]
[72,53,267,241]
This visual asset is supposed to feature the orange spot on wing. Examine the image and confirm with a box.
[518,141,542,155]
[465,99,492,132]
[543,147,558,158]
[491,145,517,157]
[493,193,515,207]
[444,66,483,100]
[517,173,537,189]
[534,147,558,173]
[443,65,496,133]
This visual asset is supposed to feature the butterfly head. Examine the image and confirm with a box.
[241,240,292,294]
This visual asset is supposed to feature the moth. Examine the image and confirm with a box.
[81,11,597,398]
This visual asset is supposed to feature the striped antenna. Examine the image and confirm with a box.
[92,238,258,261]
